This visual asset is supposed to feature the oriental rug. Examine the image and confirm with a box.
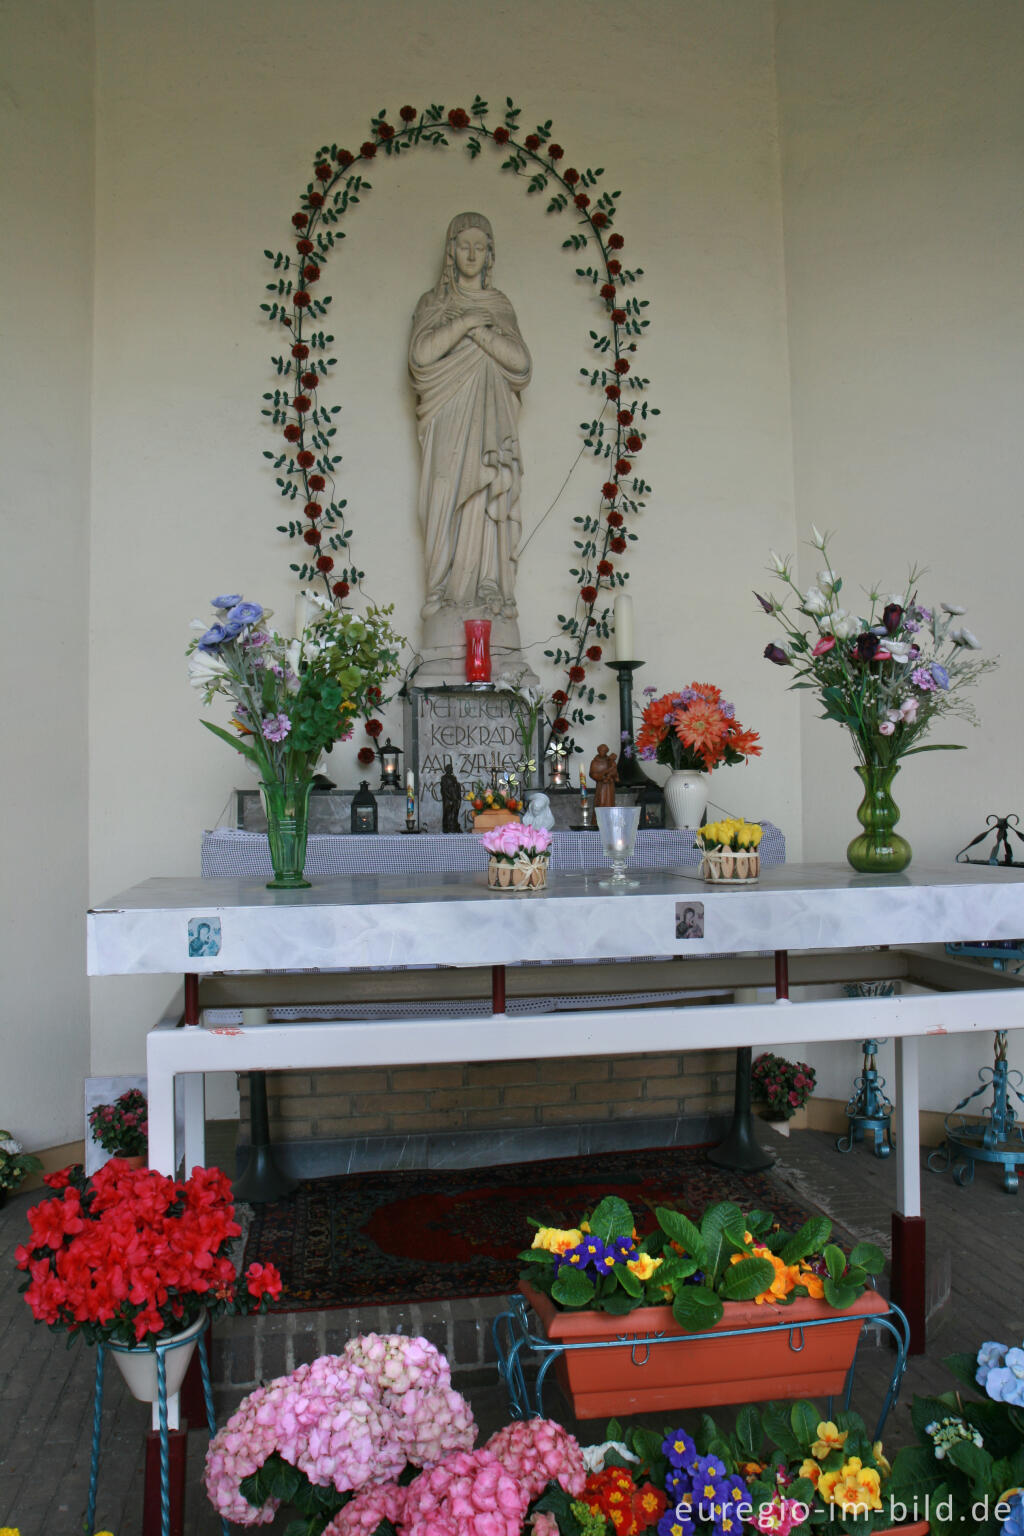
[241,1145,823,1311]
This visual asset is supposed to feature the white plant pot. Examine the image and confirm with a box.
[107,1312,205,1430]
[664,770,709,830]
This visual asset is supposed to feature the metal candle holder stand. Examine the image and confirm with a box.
[928,1015,1024,1192]
[836,1036,895,1159]
[606,660,664,826]
[86,1330,229,1536]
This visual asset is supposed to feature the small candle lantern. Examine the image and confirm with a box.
[351,780,378,834]
[464,619,492,683]
[377,736,402,791]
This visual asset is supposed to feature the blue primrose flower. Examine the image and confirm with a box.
[198,623,229,652]
[663,1429,698,1469]
[211,594,242,609]
[1002,1492,1024,1536]
[610,1235,639,1264]
[577,1235,609,1272]
[227,601,264,626]
[693,1454,729,1502]
[554,1241,597,1274]
[658,1505,695,1536]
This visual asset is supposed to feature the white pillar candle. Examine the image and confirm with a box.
[613,594,635,661]
[406,769,416,820]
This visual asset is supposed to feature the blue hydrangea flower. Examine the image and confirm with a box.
[986,1365,1024,1407]
[978,1341,1009,1388]
[1002,1492,1024,1536]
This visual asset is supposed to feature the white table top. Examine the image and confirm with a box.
[87,862,1024,976]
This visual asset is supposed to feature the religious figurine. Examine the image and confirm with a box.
[589,744,618,807]
[522,791,555,832]
[409,212,534,683]
[440,761,463,833]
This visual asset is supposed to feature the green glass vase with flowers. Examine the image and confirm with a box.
[758,529,996,873]
[188,592,404,888]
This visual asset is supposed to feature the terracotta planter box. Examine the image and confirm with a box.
[473,809,521,831]
[520,1280,889,1420]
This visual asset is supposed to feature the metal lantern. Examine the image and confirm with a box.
[351,780,378,834]
[377,737,402,791]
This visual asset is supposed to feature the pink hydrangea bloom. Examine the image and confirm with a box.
[485,1419,586,1500]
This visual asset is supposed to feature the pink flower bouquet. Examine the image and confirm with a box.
[480,822,552,891]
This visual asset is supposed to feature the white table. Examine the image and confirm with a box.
[88,860,1024,1347]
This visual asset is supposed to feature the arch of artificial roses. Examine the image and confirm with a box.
[261,94,656,747]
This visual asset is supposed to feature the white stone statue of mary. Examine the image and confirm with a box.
[409,212,535,683]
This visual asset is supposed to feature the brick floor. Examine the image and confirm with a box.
[1,1126,1019,1533]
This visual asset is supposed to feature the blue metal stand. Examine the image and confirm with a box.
[85,1330,229,1536]
[493,1293,909,1442]
[836,1037,894,1159]
[928,1027,1024,1193]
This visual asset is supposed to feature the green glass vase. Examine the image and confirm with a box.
[846,762,912,874]
[260,778,313,889]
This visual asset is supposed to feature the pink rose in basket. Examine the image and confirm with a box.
[480,823,551,860]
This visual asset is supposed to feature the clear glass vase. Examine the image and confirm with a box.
[260,778,313,889]
[846,762,912,874]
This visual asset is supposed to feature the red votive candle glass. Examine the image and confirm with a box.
[464,619,492,683]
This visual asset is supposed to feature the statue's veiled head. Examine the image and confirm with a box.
[441,212,495,291]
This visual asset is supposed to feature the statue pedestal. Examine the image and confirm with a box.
[403,685,546,831]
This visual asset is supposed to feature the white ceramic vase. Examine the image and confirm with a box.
[664,770,709,830]
[107,1312,205,1428]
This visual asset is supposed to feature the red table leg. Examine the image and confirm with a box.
[891,1211,927,1354]
[492,964,506,1015]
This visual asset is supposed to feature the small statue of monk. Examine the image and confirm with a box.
[589,744,618,808]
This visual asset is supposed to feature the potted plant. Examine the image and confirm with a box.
[87,1086,149,1165]
[514,1197,886,1419]
[15,1161,281,1407]
[752,1053,817,1125]
[467,776,525,830]
[696,819,764,883]
[0,1130,42,1207]
[480,821,553,890]
[636,682,761,829]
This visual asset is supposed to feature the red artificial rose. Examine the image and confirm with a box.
[608,259,622,276]
[337,148,354,167]
[316,554,334,573]
[292,212,308,228]
[591,211,608,228]
[301,371,319,390]
[400,104,417,122]
[303,527,321,545]
[296,447,315,466]
[308,191,324,208]
[600,283,616,300]
[377,122,395,140]
[626,434,643,452]
[308,473,326,491]
[586,645,603,661]
[292,343,310,360]
[615,458,632,475]
[360,141,377,157]
[294,291,312,309]
[580,585,598,604]
[304,502,322,519]
[524,133,540,151]
[611,308,627,324]
[568,665,586,683]
[492,126,510,144]
[447,107,470,129]
[574,192,590,209]
[365,718,384,738]
[552,716,570,733]
[601,481,619,499]
[293,394,311,413]
[605,384,620,400]
[610,535,627,552]
[283,424,301,442]
[315,161,332,182]
[607,509,624,526]
[333,580,350,599]
[564,167,580,184]
[617,409,633,426]
[296,238,314,255]
[614,357,630,373]
[303,264,320,283]
[597,560,613,576]
[357,746,375,765]
[608,232,624,249]
[548,142,563,159]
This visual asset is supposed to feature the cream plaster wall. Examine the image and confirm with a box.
[0,0,94,1148]
[86,0,800,1089]
[773,0,1024,1104]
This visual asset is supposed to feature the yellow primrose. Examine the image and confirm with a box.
[798,1459,821,1488]
[531,1226,583,1255]
[627,1252,664,1281]
[872,1442,892,1479]
[797,1264,825,1299]
[818,1457,882,1513]
[811,1422,850,1460]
